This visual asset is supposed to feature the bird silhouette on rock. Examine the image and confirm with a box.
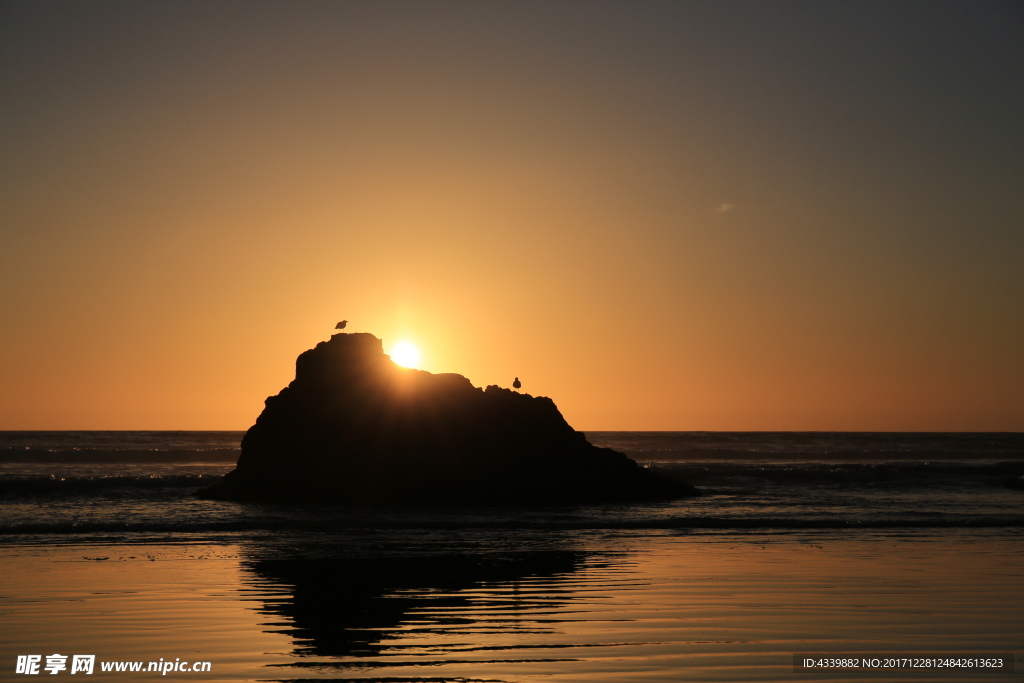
[513,377,522,392]
[335,320,348,330]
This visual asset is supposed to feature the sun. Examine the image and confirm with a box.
[390,340,421,369]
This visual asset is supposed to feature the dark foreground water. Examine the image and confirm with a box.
[1,431,1022,681]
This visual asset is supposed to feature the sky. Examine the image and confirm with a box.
[1,0,1022,431]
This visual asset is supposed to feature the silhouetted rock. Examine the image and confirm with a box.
[200,333,694,504]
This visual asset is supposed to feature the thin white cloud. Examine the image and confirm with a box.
[715,203,736,214]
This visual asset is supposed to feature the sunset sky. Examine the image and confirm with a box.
[1,0,1022,431]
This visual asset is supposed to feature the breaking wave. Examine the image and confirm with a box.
[0,474,225,498]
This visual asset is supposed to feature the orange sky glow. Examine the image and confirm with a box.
[1,1,1021,430]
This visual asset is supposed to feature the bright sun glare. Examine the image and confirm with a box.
[390,341,421,369]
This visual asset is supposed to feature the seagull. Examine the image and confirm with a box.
[513,377,521,391]
[335,320,348,330]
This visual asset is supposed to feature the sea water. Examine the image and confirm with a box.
[1,431,1022,681]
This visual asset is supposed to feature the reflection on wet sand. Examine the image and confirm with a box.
[244,547,630,680]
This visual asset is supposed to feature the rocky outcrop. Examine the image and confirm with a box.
[200,333,694,504]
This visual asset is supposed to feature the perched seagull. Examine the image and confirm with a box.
[335,320,348,330]
[513,377,522,391]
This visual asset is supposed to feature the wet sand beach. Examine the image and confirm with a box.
[3,529,1022,682]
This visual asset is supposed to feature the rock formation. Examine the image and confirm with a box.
[200,333,694,504]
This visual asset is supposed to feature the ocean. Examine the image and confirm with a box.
[2,431,1022,681]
